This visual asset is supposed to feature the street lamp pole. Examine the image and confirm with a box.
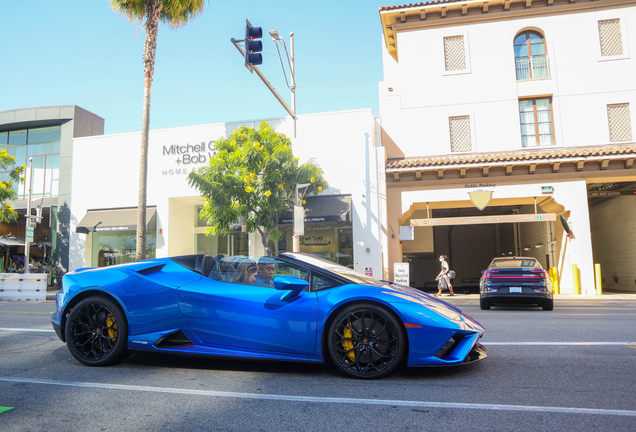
[289,32,296,138]
[24,157,34,273]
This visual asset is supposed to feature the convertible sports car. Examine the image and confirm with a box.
[52,253,486,379]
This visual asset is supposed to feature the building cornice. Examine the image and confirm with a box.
[385,144,636,183]
[380,0,636,62]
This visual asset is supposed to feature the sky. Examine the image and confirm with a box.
[1,0,391,135]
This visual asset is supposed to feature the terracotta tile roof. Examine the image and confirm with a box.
[379,1,468,11]
[386,145,636,170]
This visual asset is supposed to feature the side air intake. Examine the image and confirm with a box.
[154,330,195,348]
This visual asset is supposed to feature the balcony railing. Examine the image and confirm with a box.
[516,55,550,81]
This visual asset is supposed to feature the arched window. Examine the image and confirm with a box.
[514,31,550,80]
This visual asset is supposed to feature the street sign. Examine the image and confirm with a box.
[411,213,556,227]
[25,227,34,243]
[394,262,410,286]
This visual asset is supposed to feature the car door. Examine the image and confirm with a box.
[176,260,317,356]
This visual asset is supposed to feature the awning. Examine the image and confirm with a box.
[0,234,25,247]
[76,207,157,234]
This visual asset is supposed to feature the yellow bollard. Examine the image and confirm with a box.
[595,263,602,296]
[550,267,559,295]
[572,264,580,295]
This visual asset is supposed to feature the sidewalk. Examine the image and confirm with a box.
[435,292,636,307]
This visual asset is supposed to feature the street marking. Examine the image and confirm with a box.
[484,342,631,346]
[0,406,14,414]
[0,312,54,315]
[0,328,55,333]
[0,377,635,417]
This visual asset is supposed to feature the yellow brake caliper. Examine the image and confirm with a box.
[342,326,355,361]
[106,316,117,341]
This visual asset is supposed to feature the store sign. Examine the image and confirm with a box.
[411,213,556,227]
[468,189,493,211]
[300,236,331,246]
[394,262,410,286]
[161,140,218,175]
[25,227,34,243]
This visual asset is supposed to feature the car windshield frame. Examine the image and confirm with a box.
[279,253,383,286]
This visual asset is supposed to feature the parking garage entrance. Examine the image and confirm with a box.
[400,201,560,293]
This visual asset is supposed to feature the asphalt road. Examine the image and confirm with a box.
[1,300,635,432]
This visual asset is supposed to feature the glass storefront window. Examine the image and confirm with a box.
[277,222,353,267]
[92,230,156,267]
[196,232,248,257]
[195,205,248,256]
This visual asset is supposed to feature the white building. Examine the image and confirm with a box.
[69,109,389,278]
[378,0,636,293]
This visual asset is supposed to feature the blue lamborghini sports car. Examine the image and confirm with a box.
[52,253,486,378]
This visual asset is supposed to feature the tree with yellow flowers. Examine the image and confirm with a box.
[0,150,26,223]
[189,122,328,257]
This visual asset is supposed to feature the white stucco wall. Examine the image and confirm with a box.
[379,5,636,157]
[69,109,386,274]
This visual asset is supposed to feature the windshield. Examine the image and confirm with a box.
[281,253,383,286]
[491,259,540,268]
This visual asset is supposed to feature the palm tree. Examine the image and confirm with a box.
[111,0,205,261]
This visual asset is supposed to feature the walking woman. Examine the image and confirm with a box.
[435,255,454,296]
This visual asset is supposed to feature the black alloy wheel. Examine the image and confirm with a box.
[64,296,129,366]
[327,303,405,379]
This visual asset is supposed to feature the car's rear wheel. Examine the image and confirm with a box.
[542,299,554,311]
[480,298,491,310]
[64,296,128,366]
[327,303,405,379]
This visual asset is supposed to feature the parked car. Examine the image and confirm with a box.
[479,257,553,310]
[52,253,486,379]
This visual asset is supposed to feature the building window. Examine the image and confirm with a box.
[514,31,550,80]
[444,36,466,71]
[0,125,61,199]
[519,98,555,147]
[598,19,623,57]
[607,103,632,142]
[449,116,472,152]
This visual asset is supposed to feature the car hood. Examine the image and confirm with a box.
[378,282,483,329]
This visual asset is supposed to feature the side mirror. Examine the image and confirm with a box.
[481,270,485,275]
[273,276,309,292]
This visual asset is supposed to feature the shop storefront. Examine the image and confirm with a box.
[76,207,157,267]
[69,110,386,276]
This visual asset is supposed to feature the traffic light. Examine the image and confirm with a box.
[244,19,263,72]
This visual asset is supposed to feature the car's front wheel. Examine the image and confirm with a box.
[64,295,128,366]
[327,302,405,379]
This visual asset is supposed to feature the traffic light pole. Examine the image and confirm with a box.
[231,38,297,137]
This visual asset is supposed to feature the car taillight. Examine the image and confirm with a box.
[533,287,549,293]
[531,270,547,279]
[485,270,499,279]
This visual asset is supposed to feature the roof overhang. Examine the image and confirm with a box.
[386,145,636,183]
